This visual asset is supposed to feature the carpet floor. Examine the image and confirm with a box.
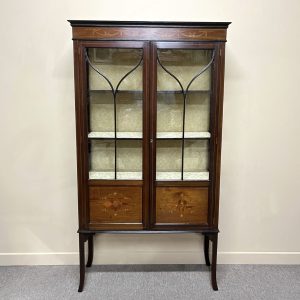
[0,265,299,300]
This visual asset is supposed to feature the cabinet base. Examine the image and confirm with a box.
[77,230,219,292]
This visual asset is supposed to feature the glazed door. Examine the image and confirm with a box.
[80,41,150,229]
[150,42,219,229]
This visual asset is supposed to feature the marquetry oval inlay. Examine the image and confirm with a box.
[175,193,194,218]
[89,186,142,224]
[156,187,208,224]
[101,192,130,216]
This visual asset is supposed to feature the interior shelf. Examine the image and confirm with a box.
[88,132,142,139]
[89,90,143,94]
[89,171,209,181]
[157,90,211,94]
[156,171,209,181]
[157,132,211,139]
[88,132,210,139]
[89,171,142,180]
[89,90,210,94]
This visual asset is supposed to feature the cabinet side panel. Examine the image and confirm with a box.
[212,42,226,227]
[73,40,88,229]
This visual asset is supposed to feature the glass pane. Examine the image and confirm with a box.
[89,91,114,134]
[116,92,142,137]
[156,48,213,181]
[185,92,210,133]
[88,48,143,91]
[89,140,115,179]
[156,140,182,180]
[157,49,212,91]
[183,140,209,180]
[117,140,142,180]
[157,93,183,136]
[86,47,143,180]
[87,48,143,139]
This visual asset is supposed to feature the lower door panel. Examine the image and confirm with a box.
[88,186,143,230]
[155,187,208,225]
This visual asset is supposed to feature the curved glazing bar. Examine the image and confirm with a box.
[157,49,215,180]
[86,49,143,180]
[115,55,143,94]
[113,54,143,179]
[157,55,184,93]
[85,49,115,93]
[181,50,215,179]
[85,49,143,95]
[185,51,215,94]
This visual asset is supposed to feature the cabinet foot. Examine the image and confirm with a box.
[203,232,218,291]
[78,233,94,292]
[86,234,94,268]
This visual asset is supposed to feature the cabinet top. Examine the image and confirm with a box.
[68,20,231,28]
[69,20,230,42]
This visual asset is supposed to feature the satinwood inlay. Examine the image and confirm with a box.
[101,192,130,216]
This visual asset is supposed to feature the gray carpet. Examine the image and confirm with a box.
[0,265,299,300]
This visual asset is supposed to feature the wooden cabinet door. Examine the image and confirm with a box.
[149,42,220,229]
[75,41,150,230]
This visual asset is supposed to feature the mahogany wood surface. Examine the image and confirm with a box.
[72,26,227,41]
[70,20,230,291]
[89,186,142,225]
[156,187,208,224]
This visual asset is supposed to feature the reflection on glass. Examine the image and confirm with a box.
[89,140,143,180]
[88,48,143,91]
[88,48,143,139]
[183,140,209,180]
[90,140,115,179]
[89,91,114,133]
[156,49,213,181]
[86,48,144,180]
[185,93,210,133]
[157,49,212,91]
[156,140,181,180]
[89,91,142,138]
[117,140,142,180]
[157,93,183,133]
[116,92,142,134]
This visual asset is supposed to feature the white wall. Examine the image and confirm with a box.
[0,0,300,265]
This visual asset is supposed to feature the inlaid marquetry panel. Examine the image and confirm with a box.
[73,27,227,41]
[89,186,142,224]
[156,187,208,224]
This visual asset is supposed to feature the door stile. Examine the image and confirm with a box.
[149,42,158,228]
[142,41,150,229]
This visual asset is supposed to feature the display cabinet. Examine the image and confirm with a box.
[69,20,230,292]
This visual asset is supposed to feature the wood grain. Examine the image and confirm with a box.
[89,186,142,224]
[73,27,227,41]
[156,187,208,224]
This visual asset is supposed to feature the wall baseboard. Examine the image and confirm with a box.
[0,251,299,265]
